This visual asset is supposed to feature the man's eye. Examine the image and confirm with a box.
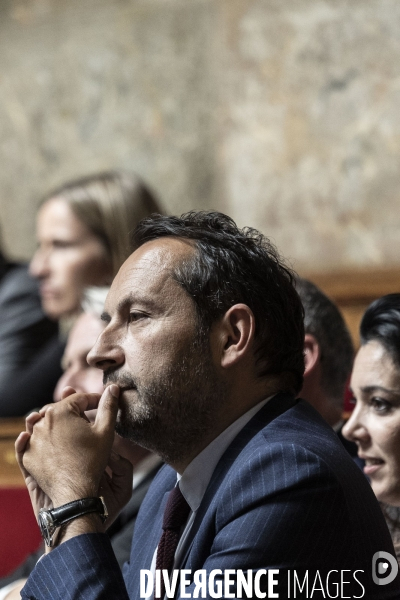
[370,397,392,414]
[129,312,145,322]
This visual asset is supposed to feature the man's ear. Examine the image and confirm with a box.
[215,304,255,369]
[303,333,320,375]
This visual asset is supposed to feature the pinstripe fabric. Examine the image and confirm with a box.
[22,394,400,599]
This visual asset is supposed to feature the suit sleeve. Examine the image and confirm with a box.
[21,534,130,600]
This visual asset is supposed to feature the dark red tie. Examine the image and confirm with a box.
[155,485,191,599]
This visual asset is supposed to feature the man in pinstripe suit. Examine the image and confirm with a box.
[17,212,400,598]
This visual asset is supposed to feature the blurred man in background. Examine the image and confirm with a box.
[296,277,354,428]
[296,277,361,462]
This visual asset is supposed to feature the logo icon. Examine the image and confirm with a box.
[372,551,399,585]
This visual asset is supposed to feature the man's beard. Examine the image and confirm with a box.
[104,331,227,466]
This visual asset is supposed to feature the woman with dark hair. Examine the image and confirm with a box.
[0,171,161,416]
[343,293,400,560]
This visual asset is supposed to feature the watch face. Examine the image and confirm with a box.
[38,509,56,547]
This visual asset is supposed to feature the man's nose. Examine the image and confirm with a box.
[87,329,124,372]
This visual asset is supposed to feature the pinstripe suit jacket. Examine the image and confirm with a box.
[21,394,400,599]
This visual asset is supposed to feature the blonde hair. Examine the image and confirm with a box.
[44,171,161,276]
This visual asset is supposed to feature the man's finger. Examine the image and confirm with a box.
[25,411,42,434]
[15,431,30,455]
[15,431,31,474]
[60,386,77,401]
[38,404,55,417]
[95,385,120,434]
[64,392,102,414]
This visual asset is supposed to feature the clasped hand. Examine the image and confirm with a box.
[15,385,133,532]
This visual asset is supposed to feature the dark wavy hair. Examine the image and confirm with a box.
[132,211,305,393]
[360,293,400,367]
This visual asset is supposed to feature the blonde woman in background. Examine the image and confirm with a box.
[0,171,162,417]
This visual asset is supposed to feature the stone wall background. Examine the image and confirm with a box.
[1,0,400,273]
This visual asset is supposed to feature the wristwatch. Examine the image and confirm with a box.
[38,496,108,547]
